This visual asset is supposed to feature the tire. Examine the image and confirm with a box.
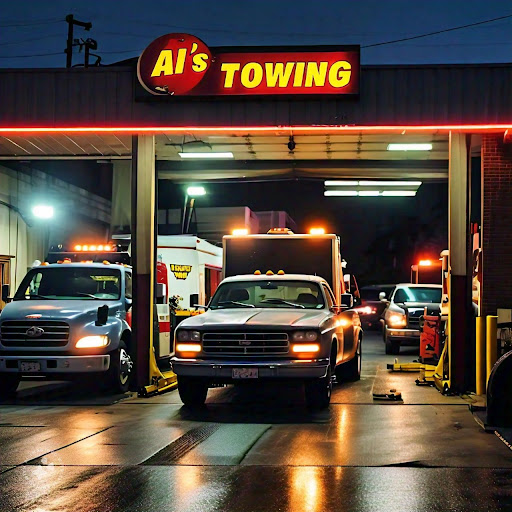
[177,376,208,406]
[304,366,332,410]
[336,339,362,382]
[0,374,20,397]
[104,341,133,394]
[384,330,400,355]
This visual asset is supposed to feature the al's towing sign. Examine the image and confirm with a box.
[137,33,359,96]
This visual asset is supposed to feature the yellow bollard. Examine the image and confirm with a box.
[486,315,498,388]
[476,317,486,395]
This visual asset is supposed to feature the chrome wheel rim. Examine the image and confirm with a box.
[119,348,133,385]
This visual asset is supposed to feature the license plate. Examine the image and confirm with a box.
[20,361,41,372]
[232,368,258,379]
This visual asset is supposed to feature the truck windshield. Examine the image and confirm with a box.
[14,267,122,300]
[209,280,325,309]
[393,287,442,304]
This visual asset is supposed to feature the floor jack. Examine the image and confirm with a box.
[387,313,452,394]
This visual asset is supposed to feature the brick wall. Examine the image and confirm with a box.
[481,134,512,317]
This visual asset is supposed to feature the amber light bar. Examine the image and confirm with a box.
[0,124,512,135]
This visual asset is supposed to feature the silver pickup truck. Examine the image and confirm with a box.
[0,262,133,396]
[171,273,362,409]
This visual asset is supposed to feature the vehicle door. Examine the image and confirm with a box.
[322,283,344,364]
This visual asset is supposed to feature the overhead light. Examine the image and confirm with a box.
[382,191,416,196]
[387,143,432,151]
[358,181,422,187]
[324,190,358,197]
[187,186,206,196]
[358,191,380,197]
[324,180,359,187]
[32,205,54,219]
[179,152,234,159]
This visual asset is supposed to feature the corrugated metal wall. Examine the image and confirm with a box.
[0,64,511,127]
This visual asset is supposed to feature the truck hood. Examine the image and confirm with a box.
[179,308,329,329]
[0,300,120,322]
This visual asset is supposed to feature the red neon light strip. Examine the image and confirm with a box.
[0,124,511,134]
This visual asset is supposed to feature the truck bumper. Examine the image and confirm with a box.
[387,328,420,345]
[171,357,330,380]
[0,355,111,373]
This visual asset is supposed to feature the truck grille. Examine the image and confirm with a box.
[407,309,423,329]
[202,332,289,355]
[0,321,70,347]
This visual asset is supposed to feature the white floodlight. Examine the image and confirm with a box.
[187,186,206,197]
[324,180,359,187]
[381,191,417,197]
[32,205,54,219]
[179,152,234,159]
[358,181,422,187]
[387,143,432,151]
[324,190,358,197]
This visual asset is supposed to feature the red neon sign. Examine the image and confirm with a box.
[137,33,360,96]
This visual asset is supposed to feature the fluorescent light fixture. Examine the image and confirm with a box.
[187,186,206,196]
[358,181,422,187]
[387,143,432,151]
[324,190,358,197]
[179,152,234,159]
[382,190,416,196]
[324,180,359,187]
[358,191,380,196]
[32,205,54,219]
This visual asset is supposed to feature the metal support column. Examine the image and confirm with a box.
[448,132,471,392]
[131,134,155,390]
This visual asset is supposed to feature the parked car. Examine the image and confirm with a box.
[171,273,362,409]
[381,283,442,355]
[355,284,396,330]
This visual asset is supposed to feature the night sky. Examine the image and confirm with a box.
[2,1,494,284]
[1,1,511,67]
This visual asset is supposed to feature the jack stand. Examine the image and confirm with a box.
[139,349,177,397]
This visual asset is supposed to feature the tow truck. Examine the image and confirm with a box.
[171,228,362,409]
[0,261,133,396]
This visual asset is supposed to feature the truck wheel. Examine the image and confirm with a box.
[0,374,20,397]
[105,341,133,394]
[177,376,208,406]
[304,366,332,410]
[336,339,362,382]
[384,331,400,355]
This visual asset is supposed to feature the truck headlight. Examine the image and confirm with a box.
[76,335,110,348]
[176,343,202,353]
[176,330,201,342]
[292,331,318,342]
[388,313,407,328]
[291,343,320,353]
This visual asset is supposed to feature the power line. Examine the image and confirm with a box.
[0,34,61,47]
[0,51,63,59]
[0,18,62,28]
[362,13,512,48]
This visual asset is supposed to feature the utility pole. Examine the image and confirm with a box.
[65,14,92,68]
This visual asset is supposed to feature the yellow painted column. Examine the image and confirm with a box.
[486,315,498,388]
[475,316,486,395]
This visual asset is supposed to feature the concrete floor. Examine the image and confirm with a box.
[1,333,511,512]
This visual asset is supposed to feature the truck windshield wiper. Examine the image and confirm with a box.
[216,300,255,308]
[260,298,305,308]
[76,293,101,299]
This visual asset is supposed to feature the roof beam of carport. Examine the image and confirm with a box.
[157,159,448,182]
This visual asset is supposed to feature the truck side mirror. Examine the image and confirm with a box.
[340,293,353,309]
[95,304,109,326]
[125,298,132,311]
[190,293,199,308]
[1,284,10,302]
[379,292,387,301]
[156,283,166,304]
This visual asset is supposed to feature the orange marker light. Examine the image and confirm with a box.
[309,227,326,235]
[104,245,112,251]
[232,228,249,236]
[89,245,97,251]
[266,270,274,275]
[292,344,320,353]
[419,260,432,266]
[82,245,89,251]
[75,245,82,251]
[98,245,104,251]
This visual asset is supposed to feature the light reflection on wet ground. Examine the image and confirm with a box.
[1,333,512,512]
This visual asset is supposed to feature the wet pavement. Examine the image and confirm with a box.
[1,333,512,511]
